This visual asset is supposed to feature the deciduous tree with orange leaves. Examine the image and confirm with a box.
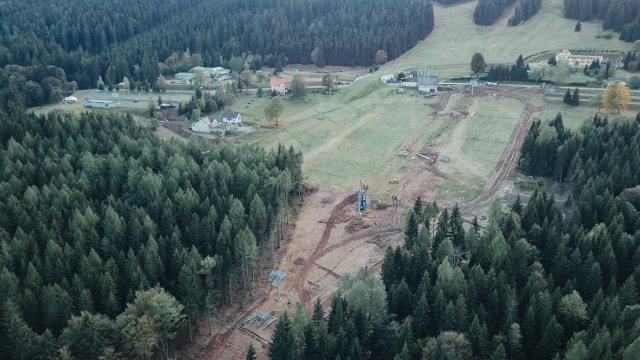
[603,82,630,113]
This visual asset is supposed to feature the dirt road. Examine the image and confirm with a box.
[462,89,542,215]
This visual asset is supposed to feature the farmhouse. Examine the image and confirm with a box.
[555,49,604,67]
[191,116,218,133]
[270,77,289,95]
[417,75,439,94]
[84,98,115,108]
[222,110,242,124]
[175,72,196,85]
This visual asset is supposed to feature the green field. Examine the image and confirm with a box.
[232,0,633,197]
[31,89,194,117]
[439,96,525,180]
[387,0,631,73]
[35,0,634,200]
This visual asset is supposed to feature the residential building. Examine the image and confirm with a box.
[175,72,196,85]
[222,110,242,124]
[191,116,218,133]
[270,77,289,95]
[555,49,604,67]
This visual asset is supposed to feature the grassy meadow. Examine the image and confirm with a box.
[34,0,635,200]
[234,0,633,197]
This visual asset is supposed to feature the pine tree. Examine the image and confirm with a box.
[269,311,293,360]
[572,88,580,106]
[619,276,639,307]
[490,343,507,360]
[404,210,419,248]
[511,195,523,216]
[469,315,489,358]
[413,293,431,338]
[246,343,257,360]
[564,89,573,106]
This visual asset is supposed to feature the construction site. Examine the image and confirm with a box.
[179,81,547,360]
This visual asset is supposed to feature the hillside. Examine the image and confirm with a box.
[0,0,434,90]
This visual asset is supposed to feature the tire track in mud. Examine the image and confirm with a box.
[462,91,542,214]
[292,193,358,308]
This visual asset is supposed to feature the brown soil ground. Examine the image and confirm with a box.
[196,188,405,360]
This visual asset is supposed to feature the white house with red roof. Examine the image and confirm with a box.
[270,77,289,95]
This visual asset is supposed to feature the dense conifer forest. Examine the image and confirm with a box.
[508,0,542,26]
[484,54,530,82]
[473,0,518,25]
[563,0,640,42]
[268,114,640,360]
[0,109,303,359]
[433,0,469,5]
[0,0,434,92]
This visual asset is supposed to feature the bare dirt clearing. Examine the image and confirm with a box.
[199,187,405,360]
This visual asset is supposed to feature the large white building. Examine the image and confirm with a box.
[84,98,115,108]
[555,49,604,67]
[191,67,230,79]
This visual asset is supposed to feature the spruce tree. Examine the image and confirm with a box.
[572,88,580,106]
[413,294,431,338]
[563,89,573,106]
[246,343,257,360]
[269,311,293,360]
[619,276,639,307]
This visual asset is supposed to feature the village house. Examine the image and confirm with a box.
[175,72,196,85]
[222,110,242,124]
[555,49,604,67]
[191,116,218,133]
[270,77,289,95]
